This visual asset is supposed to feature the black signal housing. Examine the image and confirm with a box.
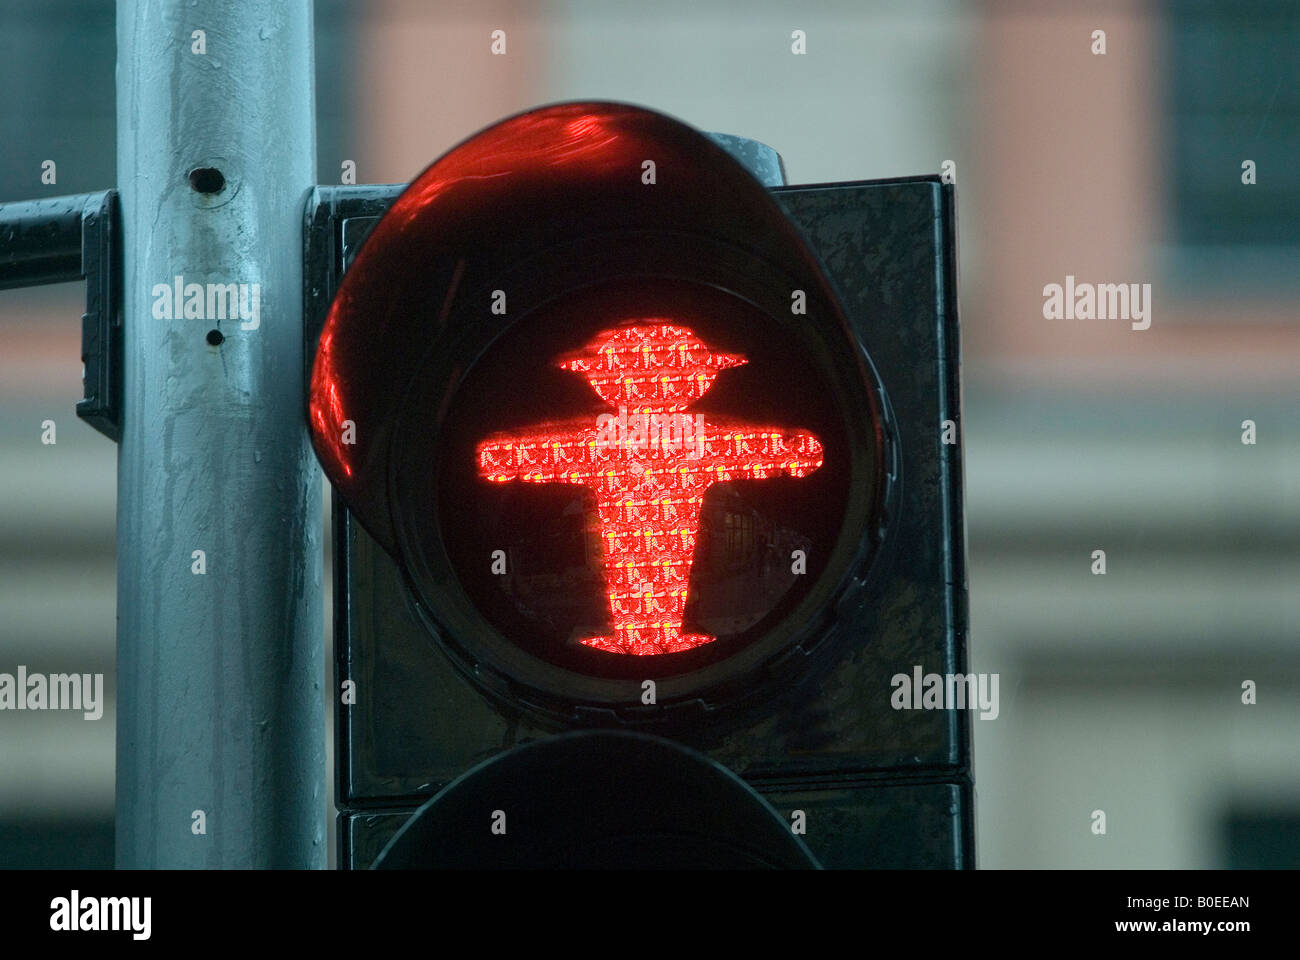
[304,102,969,870]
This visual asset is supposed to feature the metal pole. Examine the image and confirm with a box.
[704,133,787,188]
[115,0,324,867]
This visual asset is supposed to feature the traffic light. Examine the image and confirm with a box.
[305,101,969,869]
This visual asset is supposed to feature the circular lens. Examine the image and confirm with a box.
[439,281,851,679]
[389,266,889,717]
[309,103,896,721]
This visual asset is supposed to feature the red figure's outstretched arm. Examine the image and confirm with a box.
[478,422,601,483]
[695,421,825,481]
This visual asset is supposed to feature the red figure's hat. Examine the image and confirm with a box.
[557,322,744,406]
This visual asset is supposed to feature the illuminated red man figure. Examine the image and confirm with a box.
[477,322,824,656]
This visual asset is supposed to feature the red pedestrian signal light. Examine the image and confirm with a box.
[306,99,971,870]
[476,321,825,657]
[310,100,890,715]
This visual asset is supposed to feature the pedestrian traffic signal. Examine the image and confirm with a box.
[304,101,970,869]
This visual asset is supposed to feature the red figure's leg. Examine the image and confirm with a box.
[580,470,713,655]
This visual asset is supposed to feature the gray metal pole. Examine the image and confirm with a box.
[115,0,324,868]
[705,133,787,187]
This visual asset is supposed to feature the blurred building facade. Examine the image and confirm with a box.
[0,0,1295,867]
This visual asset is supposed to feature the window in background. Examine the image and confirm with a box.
[1161,0,1300,298]
[1222,808,1300,868]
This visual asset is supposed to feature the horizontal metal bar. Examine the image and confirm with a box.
[0,192,106,290]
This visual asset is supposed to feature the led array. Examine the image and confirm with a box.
[477,322,823,656]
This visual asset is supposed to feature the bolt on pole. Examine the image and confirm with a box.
[114,0,324,867]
